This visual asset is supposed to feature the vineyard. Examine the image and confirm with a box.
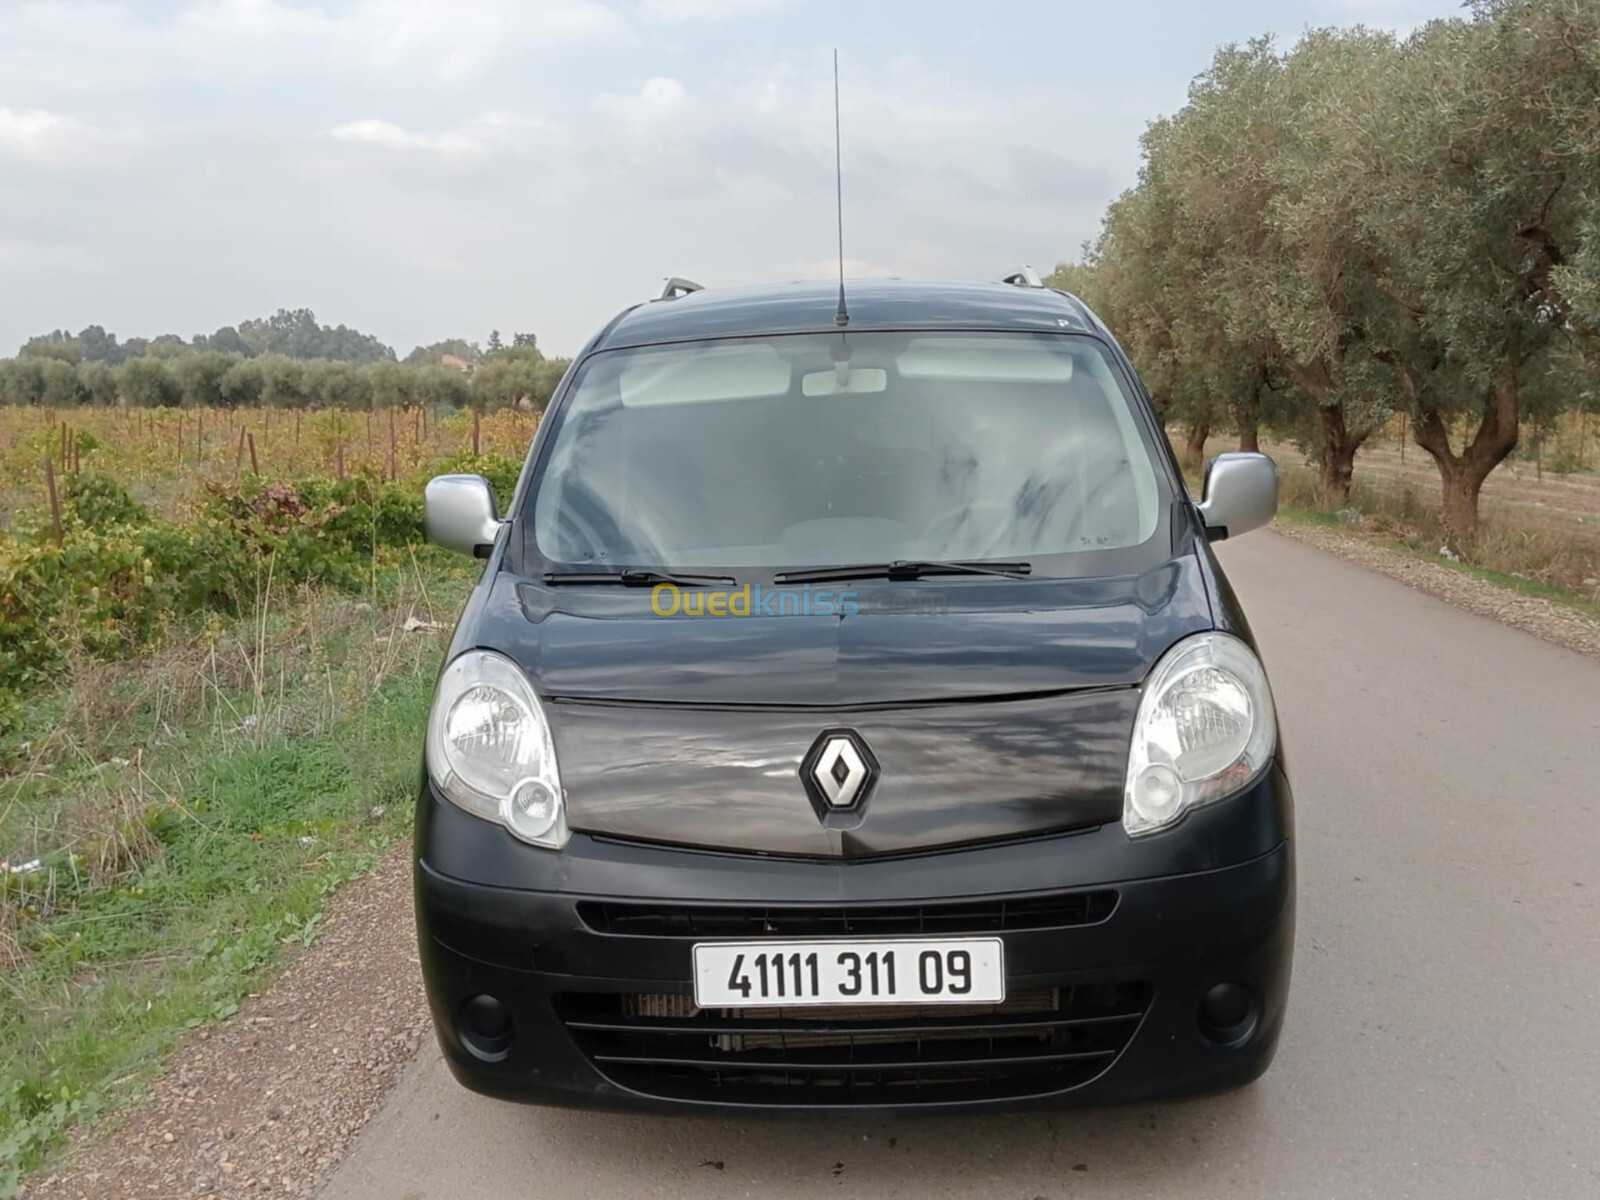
[0,404,529,1180]
[0,405,532,717]
[0,404,535,517]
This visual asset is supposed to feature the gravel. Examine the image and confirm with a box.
[1273,521,1600,662]
[19,849,430,1200]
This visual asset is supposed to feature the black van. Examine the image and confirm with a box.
[414,274,1293,1114]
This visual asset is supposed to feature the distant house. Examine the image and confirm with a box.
[440,354,473,373]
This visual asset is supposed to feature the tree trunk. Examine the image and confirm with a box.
[1315,405,1366,505]
[1285,361,1365,503]
[1233,386,1261,453]
[1184,420,1210,466]
[1434,458,1485,545]
[1411,371,1520,548]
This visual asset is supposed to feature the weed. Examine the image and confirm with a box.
[0,566,470,1182]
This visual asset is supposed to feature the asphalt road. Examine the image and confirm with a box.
[319,532,1600,1200]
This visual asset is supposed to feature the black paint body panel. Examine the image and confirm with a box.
[551,688,1136,857]
[414,278,1298,1112]
[414,765,1294,1114]
[454,549,1216,859]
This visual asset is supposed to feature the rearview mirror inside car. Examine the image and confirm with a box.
[801,367,888,396]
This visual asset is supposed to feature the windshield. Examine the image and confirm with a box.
[529,331,1166,574]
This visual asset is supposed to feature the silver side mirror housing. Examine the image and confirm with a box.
[425,474,505,558]
[1196,453,1278,541]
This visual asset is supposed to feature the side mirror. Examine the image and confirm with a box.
[1196,453,1278,541]
[425,474,505,558]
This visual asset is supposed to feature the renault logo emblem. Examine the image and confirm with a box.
[800,729,880,816]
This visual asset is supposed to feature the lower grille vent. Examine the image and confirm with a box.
[558,981,1151,1106]
[576,890,1118,939]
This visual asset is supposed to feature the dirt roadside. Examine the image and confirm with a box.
[17,849,430,1200]
[1272,522,1600,662]
[15,528,1600,1200]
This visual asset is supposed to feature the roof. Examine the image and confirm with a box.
[592,278,1097,351]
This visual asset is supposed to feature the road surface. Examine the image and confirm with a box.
[319,532,1600,1200]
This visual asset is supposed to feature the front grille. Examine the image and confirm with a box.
[576,890,1118,939]
[557,982,1151,1105]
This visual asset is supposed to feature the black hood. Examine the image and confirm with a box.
[457,553,1217,858]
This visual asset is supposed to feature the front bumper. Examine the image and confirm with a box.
[414,763,1294,1116]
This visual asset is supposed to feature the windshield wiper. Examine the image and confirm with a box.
[773,559,1032,584]
[543,568,737,587]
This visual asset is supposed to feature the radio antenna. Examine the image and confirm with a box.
[832,49,849,328]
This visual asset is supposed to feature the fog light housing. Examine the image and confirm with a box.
[1198,981,1257,1047]
[460,994,514,1061]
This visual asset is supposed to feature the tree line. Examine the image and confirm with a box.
[1,312,569,414]
[1052,0,1600,544]
[19,308,399,366]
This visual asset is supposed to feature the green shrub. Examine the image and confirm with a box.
[0,473,438,713]
[62,472,148,530]
[431,450,522,506]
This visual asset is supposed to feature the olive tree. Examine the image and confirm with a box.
[172,353,237,409]
[78,361,118,407]
[117,357,181,408]
[1084,33,1396,496]
[220,357,265,408]
[1357,2,1600,542]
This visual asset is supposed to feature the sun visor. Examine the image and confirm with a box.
[896,338,1075,382]
[619,345,792,406]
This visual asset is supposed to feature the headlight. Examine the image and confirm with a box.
[425,649,569,849]
[1123,631,1277,836]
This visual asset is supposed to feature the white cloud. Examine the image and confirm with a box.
[638,0,792,23]
[1,0,635,88]
[765,257,905,283]
[345,0,629,80]
[0,107,131,164]
[328,118,485,156]
[1316,0,1456,35]
[593,77,692,124]
[177,0,335,39]
[0,0,789,96]
[0,16,1128,360]
[327,110,563,158]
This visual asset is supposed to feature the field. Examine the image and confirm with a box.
[0,404,530,1187]
[0,404,538,522]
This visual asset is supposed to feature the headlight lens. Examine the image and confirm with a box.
[1123,631,1276,836]
[425,650,568,848]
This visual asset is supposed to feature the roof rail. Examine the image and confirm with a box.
[1000,265,1044,288]
[658,276,705,301]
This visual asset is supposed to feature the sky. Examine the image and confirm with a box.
[1,0,1466,359]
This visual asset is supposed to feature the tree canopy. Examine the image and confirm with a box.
[5,313,569,416]
[16,309,398,367]
[1055,0,1600,543]
[1,323,570,416]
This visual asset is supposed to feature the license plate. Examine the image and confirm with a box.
[692,938,1005,1008]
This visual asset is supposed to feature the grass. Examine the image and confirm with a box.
[0,561,469,1193]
